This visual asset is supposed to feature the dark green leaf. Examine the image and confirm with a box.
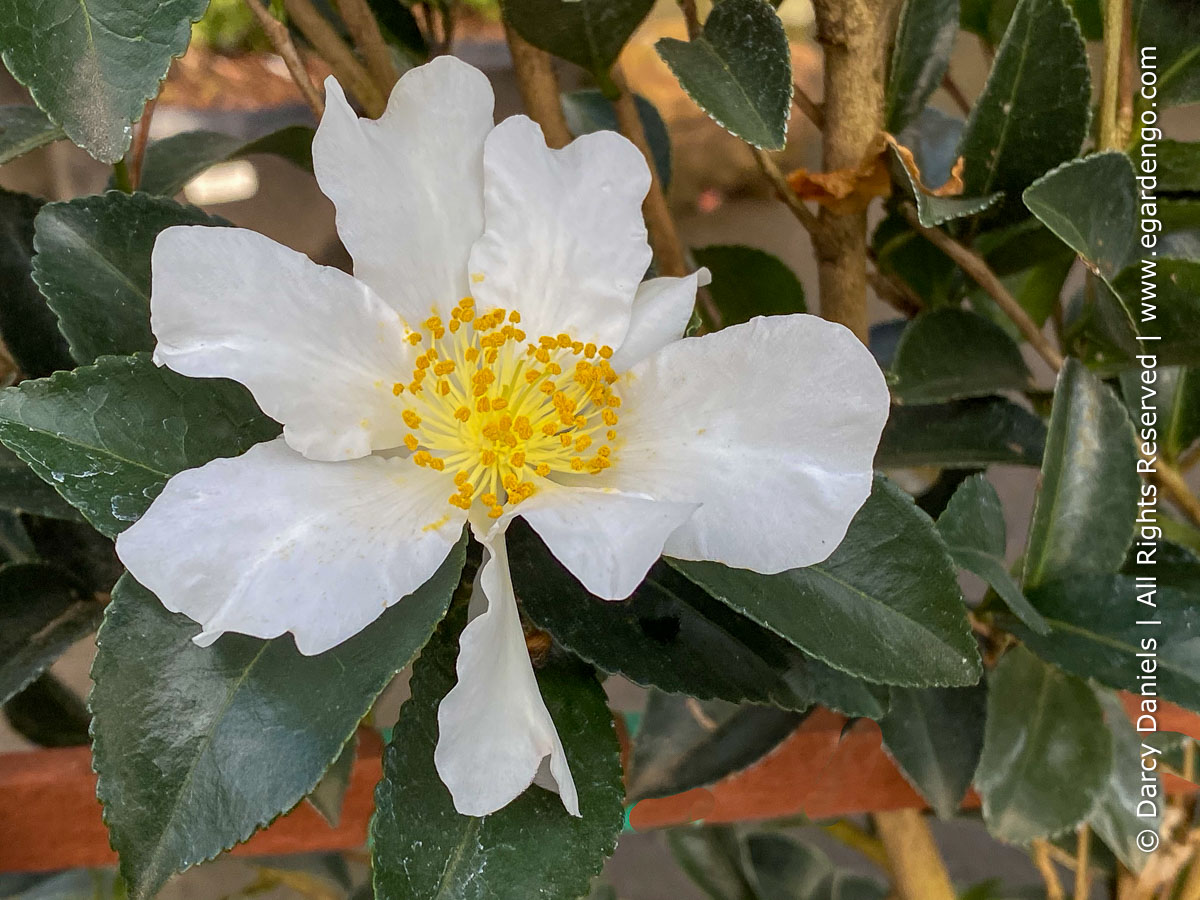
[562,90,671,188]
[0,562,101,705]
[745,833,831,900]
[887,141,1002,226]
[692,244,805,326]
[371,595,623,900]
[956,0,1091,198]
[366,0,428,62]
[0,189,72,378]
[627,691,804,802]
[672,477,982,688]
[1089,688,1161,871]
[1012,571,1200,714]
[668,827,757,900]
[307,732,357,827]
[1022,359,1139,589]
[502,0,655,76]
[0,0,209,162]
[509,520,886,717]
[0,106,66,166]
[32,192,218,364]
[936,474,1048,634]
[0,445,84,521]
[976,646,1113,843]
[0,511,34,564]
[92,540,465,900]
[885,0,959,133]
[1158,140,1200,193]
[1121,365,1200,461]
[137,127,315,198]
[878,684,987,818]
[656,0,792,150]
[22,516,121,595]
[1022,152,1136,281]
[1134,0,1200,107]
[871,214,961,307]
[889,309,1031,404]
[877,397,1047,467]
[0,354,279,538]
[3,672,90,747]
[1112,259,1200,368]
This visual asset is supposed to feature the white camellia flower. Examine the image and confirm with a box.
[115,56,890,818]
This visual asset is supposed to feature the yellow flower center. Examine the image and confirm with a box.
[395,297,621,519]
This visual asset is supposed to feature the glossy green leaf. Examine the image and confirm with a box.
[749,834,887,900]
[1112,259,1200,368]
[92,540,465,900]
[562,89,671,188]
[0,562,101,705]
[668,827,757,900]
[1134,0,1200,107]
[0,189,73,378]
[307,732,356,827]
[885,0,959,133]
[936,474,1048,634]
[1158,140,1200,193]
[627,691,804,801]
[888,144,1002,227]
[508,521,886,718]
[879,684,987,818]
[3,672,91,747]
[366,0,428,63]
[1023,152,1136,281]
[976,646,1113,843]
[502,0,654,76]
[956,0,1090,198]
[692,244,805,326]
[1089,688,1161,871]
[871,213,960,307]
[1012,570,1200,713]
[1022,359,1139,589]
[877,397,1047,467]
[0,445,83,522]
[0,106,66,166]
[137,127,315,198]
[0,354,280,538]
[32,192,218,364]
[673,477,982,688]
[370,596,623,900]
[0,0,209,162]
[656,0,792,150]
[889,309,1031,404]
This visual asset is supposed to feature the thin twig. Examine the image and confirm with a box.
[873,810,956,900]
[901,204,1065,371]
[676,0,701,40]
[283,0,385,117]
[244,0,326,119]
[1075,825,1092,900]
[1148,463,1200,529]
[1031,840,1065,900]
[334,0,399,94]
[1099,0,1125,149]
[1116,0,1135,147]
[1179,442,1200,472]
[822,819,891,871]
[940,72,971,117]
[503,22,572,149]
[753,147,821,233]
[612,65,689,279]
[793,82,825,128]
[128,97,157,189]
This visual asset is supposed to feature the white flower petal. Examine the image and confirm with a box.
[467,116,652,348]
[311,60,494,320]
[603,315,889,572]
[151,226,416,462]
[516,484,698,600]
[115,438,465,655]
[610,268,710,372]
[434,532,579,817]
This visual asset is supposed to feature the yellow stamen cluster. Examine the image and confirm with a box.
[397,297,621,517]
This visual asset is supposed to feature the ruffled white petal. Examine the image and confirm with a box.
[311,59,494,322]
[514,484,698,600]
[467,116,652,349]
[151,226,415,462]
[435,532,578,817]
[115,438,465,655]
[610,269,710,372]
[600,315,889,573]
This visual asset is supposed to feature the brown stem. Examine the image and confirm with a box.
[245,0,326,119]
[793,83,825,128]
[1032,840,1066,900]
[612,66,688,279]
[334,0,399,94]
[822,819,891,871]
[127,97,157,190]
[503,22,572,149]
[677,0,701,40]
[810,0,901,344]
[1075,825,1092,900]
[1151,463,1200,529]
[1099,0,1125,149]
[901,204,1065,371]
[873,809,956,900]
[283,0,386,117]
[1116,0,1135,147]
[940,71,971,117]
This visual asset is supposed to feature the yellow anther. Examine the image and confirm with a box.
[454,470,469,486]
[570,457,584,471]
[510,450,526,467]
[455,406,471,422]
[603,409,619,426]
[438,381,451,396]
[607,429,617,440]
[535,348,551,364]
[546,362,562,376]
[449,318,461,333]
[572,341,583,354]
[539,381,556,395]
[407,332,423,345]
[597,446,611,458]
[477,397,491,412]
[575,435,592,452]
[556,334,571,348]
[599,345,613,359]
[481,492,498,507]
[525,369,542,384]
[428,457,445,471]
[509,310,521,323]
[584,343,597,358]
[404,434,419,451]
[413,450,432,467]
[415,354,430,370]
[608,395,622,408]
[402,410,421,428]
[392,382,404,396]
[560,433,572,448]
[488,505,504,519]
[535,463,550,477]
[502,473,519,491]
[481,449,497,465]
[434,360,455,376]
